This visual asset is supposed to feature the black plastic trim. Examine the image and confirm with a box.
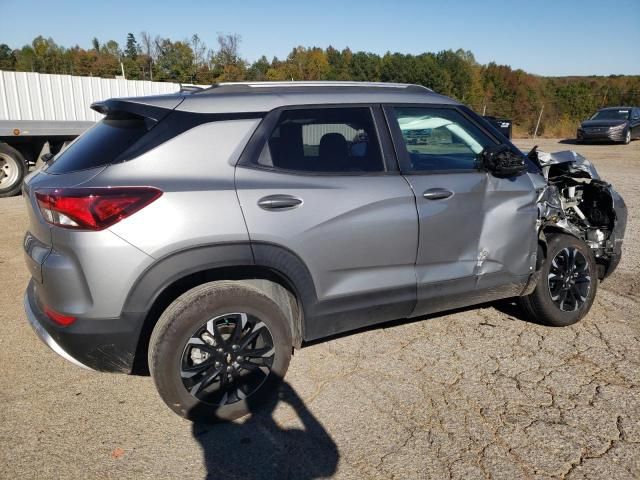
[27,281,144,373]
[120,240,417,345]
[122,243,255,314]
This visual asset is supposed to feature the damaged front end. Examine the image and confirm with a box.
[530,148,627,280]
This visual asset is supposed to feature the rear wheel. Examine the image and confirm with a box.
[519,233,597,326]
[149,281,292,422]
[0,143,26,198]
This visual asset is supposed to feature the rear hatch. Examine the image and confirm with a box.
[22,94,184,283]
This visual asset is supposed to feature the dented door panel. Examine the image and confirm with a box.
[475,173,539,279]
[407,170,538,318]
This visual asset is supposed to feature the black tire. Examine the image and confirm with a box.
[149,280,292,423]
[519,233,598,327]
[0,143,26,198]
[623,129,631,145]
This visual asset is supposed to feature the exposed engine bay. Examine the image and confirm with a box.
[529,148,627,279]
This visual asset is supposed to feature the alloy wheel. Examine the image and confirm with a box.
[547,247,591,312]
[180,312,275,406]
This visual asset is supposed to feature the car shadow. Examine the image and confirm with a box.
[192,380,339,480]
[558,138,616,146]
[491,298,535,323]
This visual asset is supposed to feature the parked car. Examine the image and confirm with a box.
[576,106,640,144]
[22,82,627,422]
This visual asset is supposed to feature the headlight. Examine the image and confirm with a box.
[609,123,626,131]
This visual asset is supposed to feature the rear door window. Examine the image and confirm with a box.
[45,115,150,174]
[257,107,385,173]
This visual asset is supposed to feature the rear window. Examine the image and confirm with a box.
[45,115,149,174]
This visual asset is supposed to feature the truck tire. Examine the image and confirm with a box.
[149,280,292,423]
[0,143,27,198]
[519,233,598,326]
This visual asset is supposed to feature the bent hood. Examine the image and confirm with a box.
[535,149,600,180]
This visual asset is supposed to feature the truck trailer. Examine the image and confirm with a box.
[0,70,185,197]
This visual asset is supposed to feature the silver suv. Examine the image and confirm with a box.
[22,82,627,422]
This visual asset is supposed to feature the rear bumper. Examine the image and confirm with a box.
[24,291,94,370]
[24,280,145,373]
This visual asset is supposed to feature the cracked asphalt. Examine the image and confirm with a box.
[0,139,638,479]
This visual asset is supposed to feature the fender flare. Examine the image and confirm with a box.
[121,242,319,341]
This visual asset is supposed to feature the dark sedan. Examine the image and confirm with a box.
[577,106,640,144]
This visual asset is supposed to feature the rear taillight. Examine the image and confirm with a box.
[35,187,162,231]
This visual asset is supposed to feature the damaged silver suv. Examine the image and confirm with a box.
[22,82,626,422]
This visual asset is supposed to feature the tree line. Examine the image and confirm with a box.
[1,34,639,137]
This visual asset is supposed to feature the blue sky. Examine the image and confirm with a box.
[1,0,638,76]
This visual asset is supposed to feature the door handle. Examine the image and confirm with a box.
[257,194,303,211]
[423,189,453,200]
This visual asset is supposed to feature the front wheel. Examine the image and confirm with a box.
[149,281,292,422]
[623,129,631,145]
[519,233,598,326]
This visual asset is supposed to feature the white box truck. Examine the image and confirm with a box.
[0,70,186,197]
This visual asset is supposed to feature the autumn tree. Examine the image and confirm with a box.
[2,34,639,137]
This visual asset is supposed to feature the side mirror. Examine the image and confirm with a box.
[40,152,54,163]
[480,145,527,178]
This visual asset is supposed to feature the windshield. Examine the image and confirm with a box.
[591,109,630,121]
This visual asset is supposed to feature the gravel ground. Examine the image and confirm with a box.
[0,139,638,479]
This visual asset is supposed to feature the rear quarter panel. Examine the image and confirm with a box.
[99,119,261,258]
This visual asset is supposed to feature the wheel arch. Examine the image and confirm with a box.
[125,243,315,373]
[540,225,608,279]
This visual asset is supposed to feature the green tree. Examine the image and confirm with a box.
[0,44,16,70]
[210,34,246,81]
[284,46,329,80]
[155,39,195,82]
[349,51,381,81]
[325,46,352,80]
[125,33,138,60]
[247,55,270,81]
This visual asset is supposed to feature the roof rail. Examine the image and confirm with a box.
[215,81,433,91]
[179,84,205,93]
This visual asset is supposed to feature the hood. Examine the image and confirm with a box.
[580,119,627,128]
[535,149,601,180]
